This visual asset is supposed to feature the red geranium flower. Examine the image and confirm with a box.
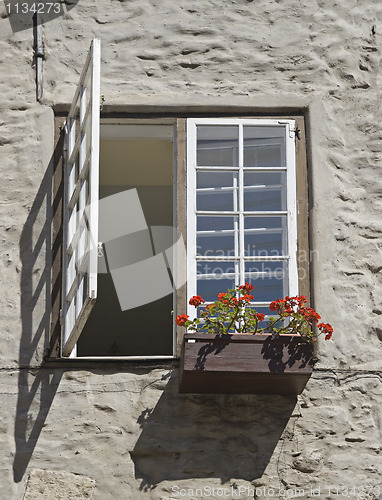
[318,322,333,339]
[175,314,189,326]
[239,282,254,294]
[175,289,332,342]
[189,295,205,307]
[317,322,333,332]
[296,295,307,306]
[302,307,321,323]
[269,299,282,312]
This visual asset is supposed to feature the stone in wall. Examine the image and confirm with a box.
[23,469,95,500]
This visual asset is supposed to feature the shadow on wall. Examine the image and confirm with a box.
[12,123,296,486]
[13,127,64,482]
[131,372,296,490]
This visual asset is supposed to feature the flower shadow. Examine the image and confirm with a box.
[260,335,314,373]
[193,335,230,371]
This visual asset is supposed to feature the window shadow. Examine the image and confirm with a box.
[131,371,297,490]
[13,125,64,482]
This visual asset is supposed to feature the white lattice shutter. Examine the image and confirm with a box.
[62,39,101,357]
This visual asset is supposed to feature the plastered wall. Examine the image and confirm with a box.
[0,1,381,498]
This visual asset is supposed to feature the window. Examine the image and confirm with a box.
[57,39,309,359]
[186,119,298,322]
[61,39,100,357]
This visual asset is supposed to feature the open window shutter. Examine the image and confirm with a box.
[62,39,101,357]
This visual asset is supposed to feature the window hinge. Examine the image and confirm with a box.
[97,242,104,258]
[100,94,105,111]
[278,120,295,139]
[294,127,302,140]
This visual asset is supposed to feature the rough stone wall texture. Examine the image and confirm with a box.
[23,469,95,500]
[0,0,381,498]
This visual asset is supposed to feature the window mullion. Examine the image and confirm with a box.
[238,124,244,287]
[233,173,239,287]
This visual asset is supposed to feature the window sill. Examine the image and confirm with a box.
[59,355,177,361]
[43,356,179,370]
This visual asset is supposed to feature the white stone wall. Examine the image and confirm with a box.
[0,0,381,498]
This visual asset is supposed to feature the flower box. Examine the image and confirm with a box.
[179,333,314,395]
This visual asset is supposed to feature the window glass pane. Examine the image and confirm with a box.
[83,113,92,169]
[197,171,237,211]
[197,216,238,257]
[82,68,92,119]
[197,261,236,302]
[245,261,288,302]
[68,202,78,248]
[244,126,285,168]
[197,277,236,303]
[68,152,79,201]
[244,172,286,211]
[244,216,288,257]
[70,110,80,148]
[197,126,238,167]
[246,305,273,318]
[67,250,76,296]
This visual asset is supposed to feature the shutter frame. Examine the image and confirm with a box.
[61,39,101,357]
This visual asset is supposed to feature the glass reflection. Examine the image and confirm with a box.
[197,216,238,257]
[244,171,286,211]
[244,216,288,256]
[197,126,238,167]
[197,171,238,211]
[244,126,285,168]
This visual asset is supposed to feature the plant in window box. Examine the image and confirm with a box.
[177,284,333,395]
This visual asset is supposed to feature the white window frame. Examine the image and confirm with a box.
[186,118,298,318]
[61,39,100,357]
